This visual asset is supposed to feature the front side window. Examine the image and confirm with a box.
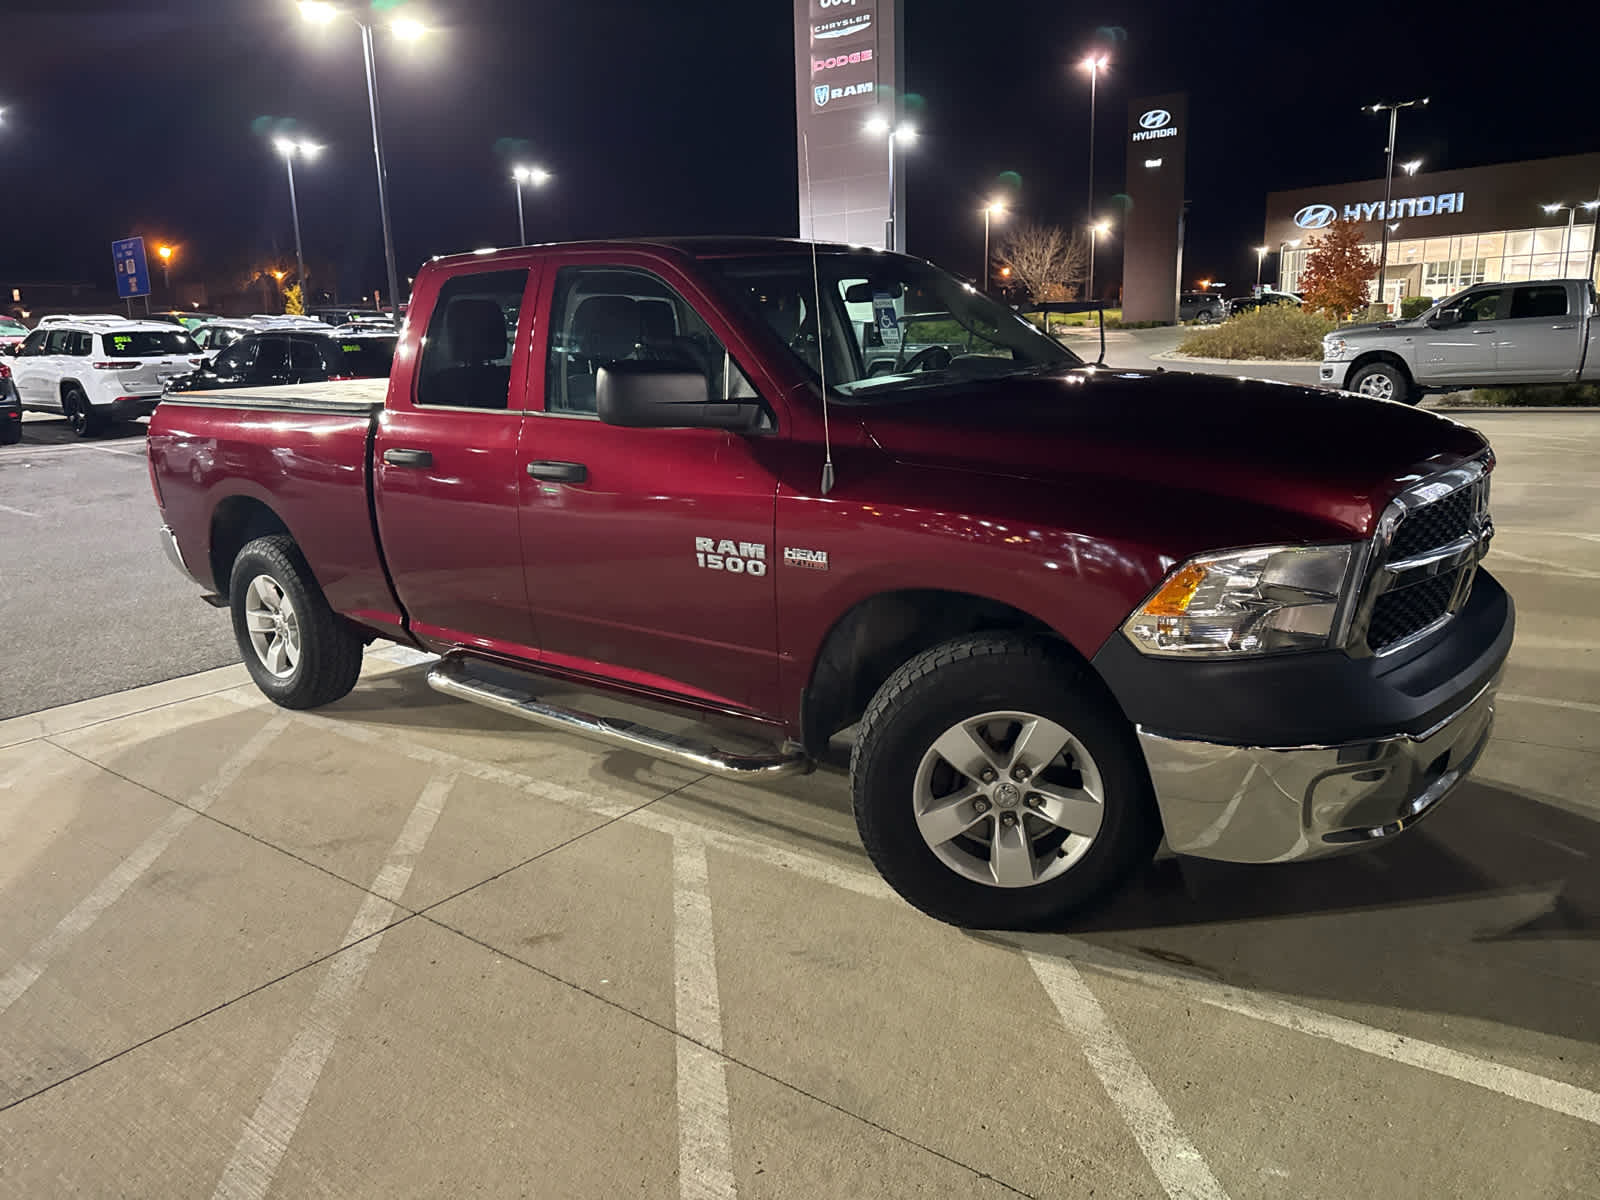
[415,269,526,410]
[255,337,289,373]
[1508,285,1568,320]
[215,341,259,374]
[1455,289,1503,323]
[703,253,1078,400]
[18,330,47,356]
[544,266,754,416]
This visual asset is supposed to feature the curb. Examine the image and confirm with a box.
[1149,350,1322,367]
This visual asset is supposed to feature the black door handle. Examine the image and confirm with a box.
[383,448,433,468]
[527,460,587,482]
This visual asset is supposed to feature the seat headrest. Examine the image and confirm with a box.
[444,298,507,364]
[637,299,677,345]
[572,295,640,363]
[758,292,802,344]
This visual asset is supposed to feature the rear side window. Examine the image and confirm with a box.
[1509,285,1568,320]
[332,337,397,378]
[289,338,323,371]
[415,269,526,410]
[70,331,93,355]
[256,337,289,372]
[45,330,74,353]
[101,330,199,356]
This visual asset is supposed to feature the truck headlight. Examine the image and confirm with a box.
[1323,336,1351,361]
[1123,545,1357,657]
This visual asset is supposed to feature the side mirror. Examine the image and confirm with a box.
[1427,307,1461,328]
[597,361,760,431]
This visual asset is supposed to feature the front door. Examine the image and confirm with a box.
[372,264,541,657]
[1417,285,1502,384]
[9,329,56,407]
[1495,283,1583,383]
[517,258,782,716]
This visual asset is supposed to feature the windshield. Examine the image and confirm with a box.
[331,336,397,377]
[101,329,199,356]
[703,252,1078,399]
[0,318,26,334]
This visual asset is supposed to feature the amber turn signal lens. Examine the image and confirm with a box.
[1143,563,1208,617]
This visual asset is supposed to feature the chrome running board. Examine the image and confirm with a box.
[426,652,812,781]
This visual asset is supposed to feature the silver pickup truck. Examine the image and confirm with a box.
[1321,278,1599,404]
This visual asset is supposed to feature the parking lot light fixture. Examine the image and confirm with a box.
[863,116,916,252]
[157,244,175,295]
[274,136,322,291]
[391,16,425,41]
[510,164,551,245]
[982,200,1006,293]
[1540,201,1587,275]
[1087,220,1110,301]
[298,0,338,24]
[1366,97,1429,314]
[1254,245,1269,290]
[1401,159,1423,176]
[1079,55,1109,236]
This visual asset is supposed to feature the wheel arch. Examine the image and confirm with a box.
[798,587,1097,757]
[209,495,297,599]
[1345,351,1415,391]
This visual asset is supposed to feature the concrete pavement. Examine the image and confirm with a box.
[1,413,1598,1198]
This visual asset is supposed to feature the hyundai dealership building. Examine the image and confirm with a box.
[1265,152,1600,312]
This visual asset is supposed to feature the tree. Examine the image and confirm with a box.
[993,223,1088,305]
[283,283,305,316]
[1298,218,1376,319]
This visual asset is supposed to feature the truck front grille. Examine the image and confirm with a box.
[1356,466,1492,655]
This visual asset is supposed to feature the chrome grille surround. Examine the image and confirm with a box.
[1344,458,1494,657]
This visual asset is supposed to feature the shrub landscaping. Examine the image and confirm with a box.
[1176,304,1334,360]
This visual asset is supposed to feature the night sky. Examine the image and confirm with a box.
[4,1,1599,303]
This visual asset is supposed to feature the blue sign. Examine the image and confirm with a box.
[112,236,150,299]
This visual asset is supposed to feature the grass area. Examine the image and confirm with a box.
[1455,383,1600,407]
[1177,305,1334,361]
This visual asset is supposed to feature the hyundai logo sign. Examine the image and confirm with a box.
[1294,204,1338,230]
[1138,109,1171,130]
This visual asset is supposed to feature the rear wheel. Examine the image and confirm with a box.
[1195,311,1214,325]
[0,412,20,446]
[64,385,103,438]
[229,535,364,709]
[850,634,1160,929]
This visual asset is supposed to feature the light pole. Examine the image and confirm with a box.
[1087,221,1109,301]
[157,245,174,297]
[299,1,425,314]
[1079,55,1108,229]
[864,115,916,252]
[511,165,550,245]
[1254,246,1268,291]
[1541,202,1580,276]
[1365,97,1428,315]
[1278,238,1301,291]
[273,137,321,290]
[982,200,1005,293]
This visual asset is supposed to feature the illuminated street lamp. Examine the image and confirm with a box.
[1401,159,1423,176]
[981,200,1006,293]
[1365,96,1429,313]
[273,136,322,290]
[299,1,428,313]
[156,244,175,295]
[864,115,916,252]
[1254,245,1268,290]
[511,164,551,245]
[1087,220,1110,301]
[1079,55,1109,230]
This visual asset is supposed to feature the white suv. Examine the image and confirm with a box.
[9,317,205,436]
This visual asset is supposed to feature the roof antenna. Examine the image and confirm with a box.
[803,132,835,496]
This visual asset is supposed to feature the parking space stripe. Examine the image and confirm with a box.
[0,714,290,1015]
[0,501,37,518]
[1501,693,1600,716]
[673,838,737,1200]
[212,770,456,1200]
[1028,954,1230,1200]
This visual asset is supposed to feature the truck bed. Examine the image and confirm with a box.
[158,378,390,413]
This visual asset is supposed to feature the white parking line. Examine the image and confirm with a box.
[0,502,37,518]
[673,838,736,1200]
[1028,954,1230,1200]
[1501,693,1600,716]
[1489,550,1600,580]
[0,715,289,1015]
[212,770,456,1200]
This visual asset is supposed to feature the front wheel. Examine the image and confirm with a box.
[1348,362,1418,405]
[229,535,364,709]
[1195,311,1214,325]
[850,634,1160,929]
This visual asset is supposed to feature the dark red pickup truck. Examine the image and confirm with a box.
[149,238,1512,927]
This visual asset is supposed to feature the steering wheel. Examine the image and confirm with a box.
[899,344,953,373]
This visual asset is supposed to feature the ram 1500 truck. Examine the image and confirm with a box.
[1322,277,1598,403]
[149,238,1512,928]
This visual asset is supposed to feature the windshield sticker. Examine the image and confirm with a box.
[872,293,902,350]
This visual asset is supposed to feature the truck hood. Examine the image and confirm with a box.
[1332,318,1422,340]
[850,366,1487,542]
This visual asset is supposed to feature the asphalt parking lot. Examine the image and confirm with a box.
[2,411,1598,1198]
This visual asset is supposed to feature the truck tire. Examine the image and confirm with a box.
[229,535,364,709]
[1348,361,1418,406]
[64,385,104,438]
[850,633,1160,929]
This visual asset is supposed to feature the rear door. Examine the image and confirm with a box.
[372,263,541,656]
[516,255,783,715]
[1417,286,1502,383]
[1495,283,1583,382]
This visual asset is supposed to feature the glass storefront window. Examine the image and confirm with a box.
[1507,230,1534,256]
[1502,256,1533,281]
[1533,227,1565,255]
[1476,232,1504,259]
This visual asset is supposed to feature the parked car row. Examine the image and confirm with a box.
[1,312,397,439]
[1177,290,1303,324]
